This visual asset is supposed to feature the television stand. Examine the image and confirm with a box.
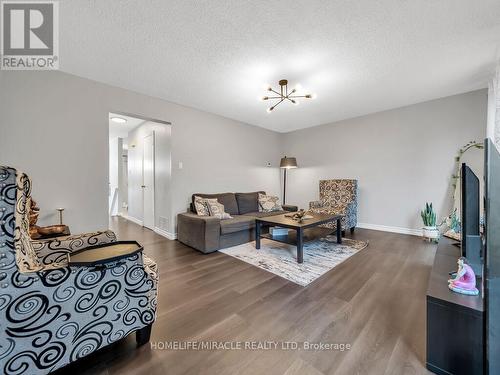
[426,237,484,375]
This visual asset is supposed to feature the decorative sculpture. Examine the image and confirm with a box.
[28,198,41,238]
[28,198,69,239]
[448,257,479,296]
[57,207,65,224]
[285,209,313,223]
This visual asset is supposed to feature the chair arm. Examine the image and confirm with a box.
[44,250,157,323]
[32,230,117,266]
[282,204,298,212]
[345,201,358,228]
[177,212,221,253]
[314,202,356,229]
[309,200,323,209]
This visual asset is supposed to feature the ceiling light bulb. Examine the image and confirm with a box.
[310,93,317,99]
[111,117,127,124]
[293,100,299,105]
[267,107,274,113]
[260,96,269,101]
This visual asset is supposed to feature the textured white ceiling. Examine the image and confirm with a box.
[61,1,500,132]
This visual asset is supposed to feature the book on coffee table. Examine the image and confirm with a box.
[270,227,289,236]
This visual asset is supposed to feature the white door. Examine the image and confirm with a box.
[142,133,155,229]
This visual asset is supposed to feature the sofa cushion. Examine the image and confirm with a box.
[220,215,256,235]
[241,210,287,218]
[206,200,233,219]
[193,196,218,216]
[258,193,283,212]
[235,191,265,214]
[192,193,239,215]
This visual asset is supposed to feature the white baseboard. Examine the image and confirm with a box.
[357,222,421,236]
[154,227,177,240]
[120,215,416,239]
[119,214,177,240]
[119,214,143,226]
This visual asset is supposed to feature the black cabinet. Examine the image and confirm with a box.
[426,238,484,375]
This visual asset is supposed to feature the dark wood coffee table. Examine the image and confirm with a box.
[255,212,343,263]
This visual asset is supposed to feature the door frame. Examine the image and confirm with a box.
[108,110,172,233]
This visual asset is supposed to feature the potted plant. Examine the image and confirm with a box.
[421,202,439,241]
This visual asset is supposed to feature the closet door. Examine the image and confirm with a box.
[142,132,155,229]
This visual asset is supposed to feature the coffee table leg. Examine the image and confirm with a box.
[297,228,304,263]
[255,221,261,249]
[336,219,342,244]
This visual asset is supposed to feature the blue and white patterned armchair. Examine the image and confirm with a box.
[0,166,158,374]
[309,179,358,233]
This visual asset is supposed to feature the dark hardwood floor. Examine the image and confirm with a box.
[55,217,435,375]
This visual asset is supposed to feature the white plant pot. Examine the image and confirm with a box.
[422,226,439,240]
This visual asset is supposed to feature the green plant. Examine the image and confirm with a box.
[421,202,437,227]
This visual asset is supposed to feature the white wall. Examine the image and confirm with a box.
[108,137,121,216]
[488,83,495,142]
[488,79,500,152]
[282,90,487,233]
[0,71,282,234]
[119,147,128,215]
[0,70,486,236]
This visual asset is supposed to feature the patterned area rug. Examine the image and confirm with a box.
[220,235,368,286]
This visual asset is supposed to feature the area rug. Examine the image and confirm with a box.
[220,235,368,286]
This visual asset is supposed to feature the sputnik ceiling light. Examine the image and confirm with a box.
[260,79,315,112]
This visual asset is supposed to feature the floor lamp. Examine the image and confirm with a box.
[280,156,298,205]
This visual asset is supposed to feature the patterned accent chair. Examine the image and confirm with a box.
[0,166,158,375]
[309,179,358,234]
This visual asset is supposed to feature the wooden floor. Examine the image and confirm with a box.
[55,217,435,375]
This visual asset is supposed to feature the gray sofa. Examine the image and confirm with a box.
[177,191,297,253]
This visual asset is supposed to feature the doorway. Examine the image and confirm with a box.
[108,112,172,234]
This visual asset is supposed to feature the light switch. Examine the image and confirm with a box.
[178,162,183,169]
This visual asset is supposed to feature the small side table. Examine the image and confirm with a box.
[37,226,71,240]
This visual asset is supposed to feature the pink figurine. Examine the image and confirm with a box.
[448,257,479,296]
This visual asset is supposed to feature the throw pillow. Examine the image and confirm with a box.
[194,196,217,216]
[206,200,233,220]
[258,193,283,212]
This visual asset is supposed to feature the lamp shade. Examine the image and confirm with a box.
[280,156,298,169]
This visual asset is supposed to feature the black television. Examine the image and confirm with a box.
[484,139,500,374]
[461,163,482,274]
